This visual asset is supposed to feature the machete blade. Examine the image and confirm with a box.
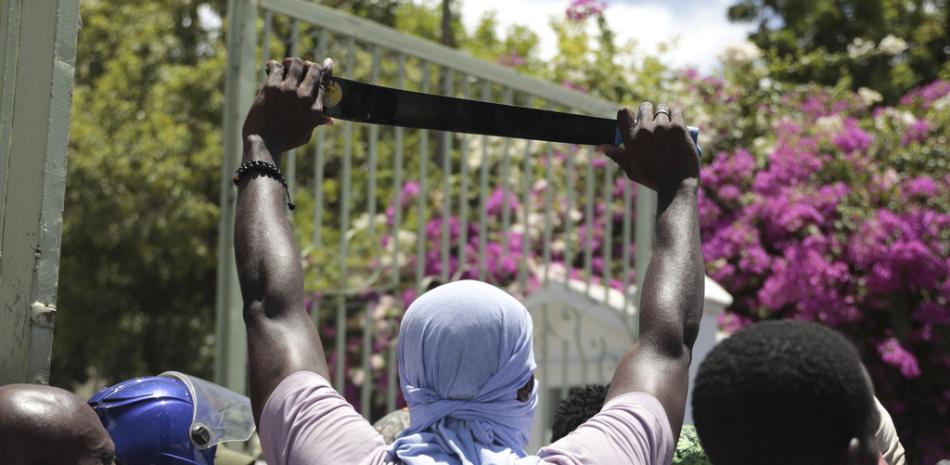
[322,77,700,155]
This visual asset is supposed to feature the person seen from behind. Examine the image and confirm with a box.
[233,56,704,464]
[692,320,906,465]
[0,383,116,465]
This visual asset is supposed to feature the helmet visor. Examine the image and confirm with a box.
[160,371,255,449]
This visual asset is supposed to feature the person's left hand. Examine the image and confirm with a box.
[242,57,334,154]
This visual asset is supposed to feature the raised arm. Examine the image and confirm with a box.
[599,102,704,438]
[234,57,333,423]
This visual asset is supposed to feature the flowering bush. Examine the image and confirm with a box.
[565,0,607,22]
[305,77,948,462]
[691,77,949,463]
[295,5,948,460]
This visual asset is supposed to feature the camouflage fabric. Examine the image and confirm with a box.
[673,425,711,465]
[373,408,411,444]
[215,446,257,465]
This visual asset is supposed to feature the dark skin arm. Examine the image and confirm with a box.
[235,57,334,423]
[598,102,704,439]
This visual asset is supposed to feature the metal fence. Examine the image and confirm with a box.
[218,0,656,448]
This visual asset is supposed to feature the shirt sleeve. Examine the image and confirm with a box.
[259,371,386,465]
[536,392,674,465]
[874,397,906,465]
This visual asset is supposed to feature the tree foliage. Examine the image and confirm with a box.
[54,0,228,386]
[728,0,950,102]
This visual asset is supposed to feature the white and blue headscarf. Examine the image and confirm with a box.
[388,280,540,465]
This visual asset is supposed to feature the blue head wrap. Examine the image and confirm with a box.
[388,280,540,465]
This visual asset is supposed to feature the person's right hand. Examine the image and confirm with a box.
[598,102,700,193]
[242,57,334,154]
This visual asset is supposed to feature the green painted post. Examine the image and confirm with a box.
[215,0,259,394]
[0,0,80,384]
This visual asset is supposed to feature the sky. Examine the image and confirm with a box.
[459,0,755,72]
[199,0,755,71]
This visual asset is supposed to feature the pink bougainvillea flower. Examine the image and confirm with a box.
[566,0,606,21]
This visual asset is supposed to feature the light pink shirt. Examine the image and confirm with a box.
[260,371,674,465]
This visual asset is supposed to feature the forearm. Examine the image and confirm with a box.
[603,103,703,436]
[234,135,305,314]
[638,179,704,355]
[234,135,328,420]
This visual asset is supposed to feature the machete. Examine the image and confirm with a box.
[320,77,701,155]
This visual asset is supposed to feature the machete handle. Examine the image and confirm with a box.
[613,125,702,157]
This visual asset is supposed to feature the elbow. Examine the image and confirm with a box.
[641,326,691,360]
[642,302,704,357]
[683,299,704,348]
[242,299,267,325]
[682,307,702,350]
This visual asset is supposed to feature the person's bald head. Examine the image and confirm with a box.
[0,384,115,465]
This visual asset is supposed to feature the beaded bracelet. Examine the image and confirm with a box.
[233,160,296,210]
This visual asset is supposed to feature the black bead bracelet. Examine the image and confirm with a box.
[233,160,296,211]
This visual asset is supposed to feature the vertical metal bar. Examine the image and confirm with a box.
[335,37,356,392]
[539,305,551,442]
[285,19,300,199]
[519,130,533,290]
[560,338,569,398]
[0,0,20,249]
[439,68,454,282]
[583,147,594,294]
[0,0,80,384]
[367,45,380,254]
[361,45,382,419]
[601,164,614,301]
[360,302,374,418]
[563,142,575,289]
[390,55,406,288]
[456,76,471,272]
[633,186,655,337]
[387,340,398,412]
[500,88,514,255]
[622,179,632,323]
[415,63,430,292]
[214,0,257,393]
[261,10,273,67]
[542,143,554,285]
[477,81,490,281]
[311,29,329,251]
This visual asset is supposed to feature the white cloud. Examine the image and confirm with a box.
[459,0,754,72]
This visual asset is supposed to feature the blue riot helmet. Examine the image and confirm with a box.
[88,371,255,465]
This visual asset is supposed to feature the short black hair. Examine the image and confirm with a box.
[551,384,608,441]
[692,320,876,465]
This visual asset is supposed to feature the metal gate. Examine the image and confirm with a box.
[217,0,657,447]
